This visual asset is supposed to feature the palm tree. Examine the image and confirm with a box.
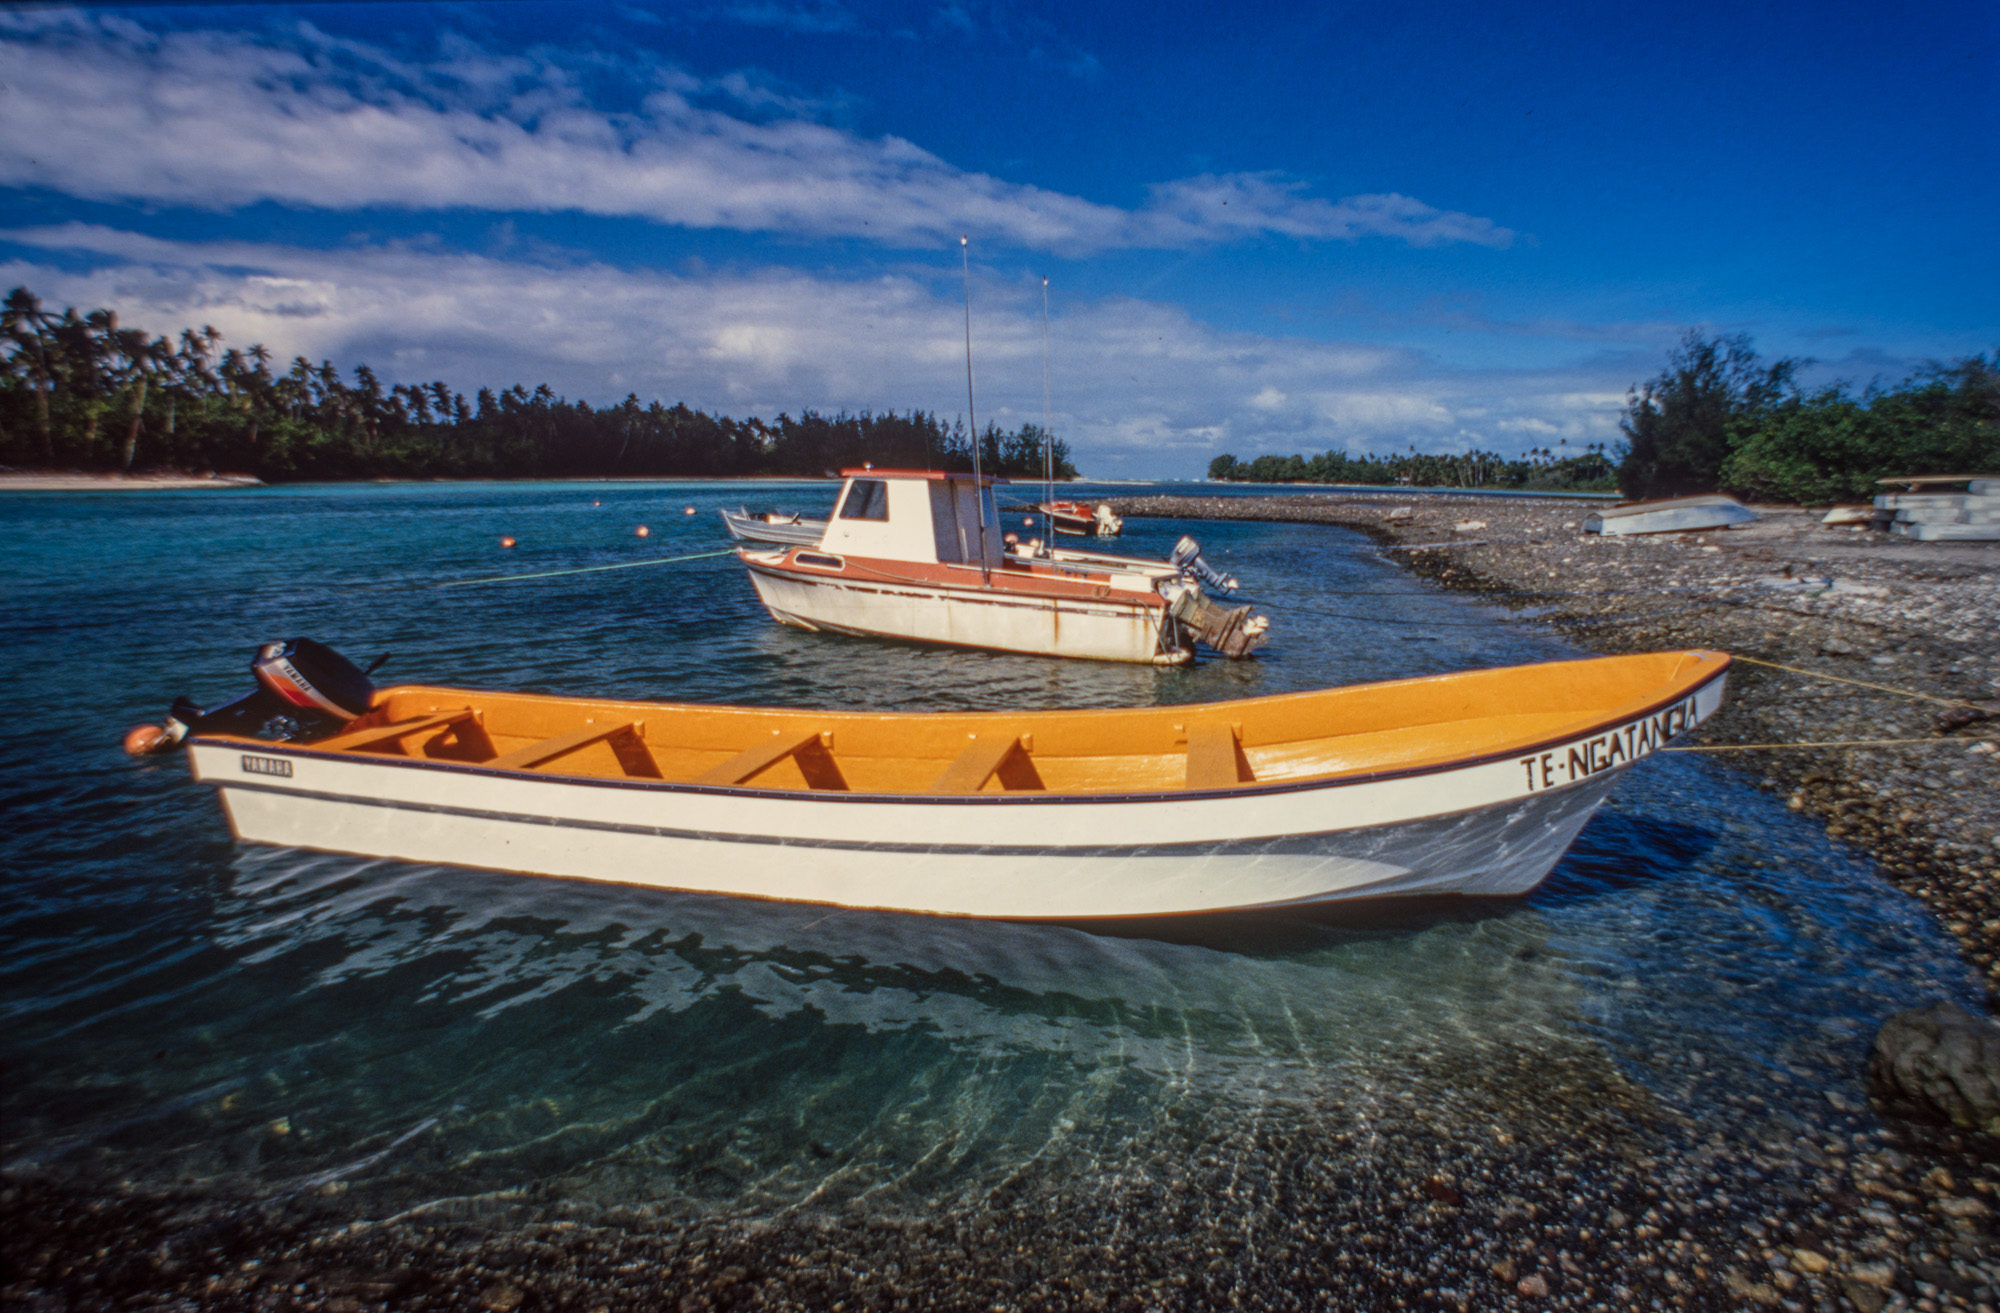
[53,308,111,460]
[2,287,57,461]
[111,328,173,470]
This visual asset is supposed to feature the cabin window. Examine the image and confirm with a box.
[839,479,890,521]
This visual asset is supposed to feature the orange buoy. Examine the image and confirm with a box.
[592,500,601,507]
[123,724,167,756]
[500,536,517,548]
[636,525,651,537]
[1023,517,1034,526]
[683,506,696,515]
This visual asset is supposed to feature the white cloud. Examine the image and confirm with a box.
[0,226,1617,475]
[1139,176,1514,249]
[0,14,1512,256]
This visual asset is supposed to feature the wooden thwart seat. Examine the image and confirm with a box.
[317,709,477,755]
[933,732,1045,793]
[1186,721,1251,789]
[487,721,646,773]
[935,733,1022,793]
[696,728,827,787]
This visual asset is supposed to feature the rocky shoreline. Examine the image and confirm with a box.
[6,490,1999,1313]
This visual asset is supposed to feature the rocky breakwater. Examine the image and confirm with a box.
[1113,492,2000,997]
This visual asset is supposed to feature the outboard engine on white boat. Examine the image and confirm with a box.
[1169,535,1239,593]
[123,638,383,756]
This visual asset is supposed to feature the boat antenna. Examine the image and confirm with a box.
[961,235,987,578]
[1040,275,1054,547]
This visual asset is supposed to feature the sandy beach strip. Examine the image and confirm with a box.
[0,470,263,491]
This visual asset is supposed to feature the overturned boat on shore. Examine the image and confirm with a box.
[140,641,1730,920]
[1585,494,1758,536]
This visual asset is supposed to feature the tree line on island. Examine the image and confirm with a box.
[1210,334,1998,502]
[0,287,1077,482]
[5,287,1992,499]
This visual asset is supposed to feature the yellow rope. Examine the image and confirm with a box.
[440,547,738,588]
[1665,738,1975,753]
[1731,654,1985,709]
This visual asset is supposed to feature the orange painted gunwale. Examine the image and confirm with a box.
[196,651,1729,801]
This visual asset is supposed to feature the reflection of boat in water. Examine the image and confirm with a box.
[174,643,1729,920]
[720,508,825,547]
[1585,494,1758,536]
[1038,500,1122,536]
[740,469,1266,663]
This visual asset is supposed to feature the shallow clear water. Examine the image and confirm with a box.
[0,480,1981,1221]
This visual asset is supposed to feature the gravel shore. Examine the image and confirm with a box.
[6,490,1997,1313]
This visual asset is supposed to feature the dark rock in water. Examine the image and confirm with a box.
[1869,1001,2000,1133]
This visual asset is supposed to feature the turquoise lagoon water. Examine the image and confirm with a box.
[0,480,1982,1219]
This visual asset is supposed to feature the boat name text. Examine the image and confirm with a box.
[241,755,294,778]
[1519,696,1697,792]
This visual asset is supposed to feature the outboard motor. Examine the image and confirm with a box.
[126,639,381,755]
[251,638,377,721]
[1169,535,1239,594]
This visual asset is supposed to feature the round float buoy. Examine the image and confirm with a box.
[683,506,696,516]
[500,536,516,548]
[636,525,651,537]
[592,500,601,508]
[123,724,166,756]
[1023,517,1034,526]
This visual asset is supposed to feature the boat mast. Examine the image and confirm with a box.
[961,235,987,578]
[1041,275,1053,548]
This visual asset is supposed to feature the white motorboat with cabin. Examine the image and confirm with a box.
[736,468,1268,663]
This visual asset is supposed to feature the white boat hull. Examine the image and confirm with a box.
[1585,495,1759,535]
[191,672,1723,919]
[745,558,1185,664]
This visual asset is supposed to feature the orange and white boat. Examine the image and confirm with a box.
[739,469,1265,662]
[1038,499,1123,536]
[169,647,1731,919]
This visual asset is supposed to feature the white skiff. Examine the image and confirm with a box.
[187,650,1730,920]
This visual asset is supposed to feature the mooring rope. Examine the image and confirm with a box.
[1727,654,1987,709]
[1664,738,1974,753]
[439,547,738,589]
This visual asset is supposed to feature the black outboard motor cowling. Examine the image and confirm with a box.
[251,638,376,720]
[146,638,379,751]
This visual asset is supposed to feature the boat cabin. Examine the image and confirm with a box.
[819,468,1004,568]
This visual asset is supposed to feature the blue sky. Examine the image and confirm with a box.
[2,1,1993,476]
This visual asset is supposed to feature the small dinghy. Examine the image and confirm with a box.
[1038,500,1122,536]
[720,508,826,547]
[138,641,1730,920]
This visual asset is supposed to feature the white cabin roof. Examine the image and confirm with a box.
[818,469,1005,566]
